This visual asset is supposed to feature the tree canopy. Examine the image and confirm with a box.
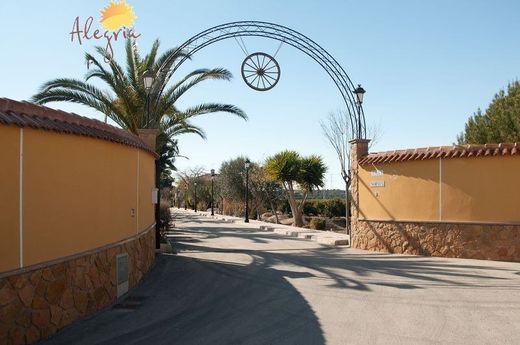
[265,150,326,227]
[457,81,520,144]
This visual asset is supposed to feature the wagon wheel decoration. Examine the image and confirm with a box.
[241,52,281,91]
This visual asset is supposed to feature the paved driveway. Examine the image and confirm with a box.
[42,210,520,345]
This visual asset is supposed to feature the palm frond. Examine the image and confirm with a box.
[179,103,248,120]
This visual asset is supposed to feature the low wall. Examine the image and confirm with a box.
[350,140,520,262]
[0,98,158,344]
[353,219,520,261]
[0,226,155,344]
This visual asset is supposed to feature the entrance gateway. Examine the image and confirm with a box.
[153,21,367,139]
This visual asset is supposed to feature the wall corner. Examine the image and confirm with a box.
[349,139,370,245]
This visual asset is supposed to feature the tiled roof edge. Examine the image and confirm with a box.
[0,98,157,157]
[359,143,520,165]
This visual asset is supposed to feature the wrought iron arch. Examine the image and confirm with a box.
[156,21,366,139]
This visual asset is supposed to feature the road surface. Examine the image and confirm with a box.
[42,209,520,345]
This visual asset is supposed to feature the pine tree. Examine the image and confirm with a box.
[457,81,520,144]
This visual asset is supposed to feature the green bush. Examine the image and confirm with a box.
[323,198,345,218]
[303,199,345,217]
[276,198,347,218]
[159,201,172,231]
[309,218,326,230]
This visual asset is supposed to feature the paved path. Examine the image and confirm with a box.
[42,210,520,345]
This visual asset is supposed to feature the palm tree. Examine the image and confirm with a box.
[32,38,247,179]
[265,150,326,227]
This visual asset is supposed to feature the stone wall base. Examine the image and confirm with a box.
[352,220,520,262]
[0,227,155,344]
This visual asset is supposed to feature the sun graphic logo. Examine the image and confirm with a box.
[99,0,136,31]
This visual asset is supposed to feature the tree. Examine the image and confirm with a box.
[176,167,211,211]
[218,157,248,205]
[320,109,379,233]
[265,150,326,227]
[458,81,520,144]
[249,166,284,223]
[31,38,247,185]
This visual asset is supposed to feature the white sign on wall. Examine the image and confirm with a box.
[371,169,384,176]
[151,188,159,204]
[370,181,385,188]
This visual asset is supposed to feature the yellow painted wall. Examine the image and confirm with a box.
[0,126,156,272]
[359,160,439,221]
[0,126,20,271]
[359,156,520,223]
[138,151,155,232]
[442,156,520,222]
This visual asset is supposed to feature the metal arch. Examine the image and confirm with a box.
[156,21,366,139]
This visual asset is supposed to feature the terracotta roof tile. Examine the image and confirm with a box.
[359,142,520,165]
[0,98,157,157]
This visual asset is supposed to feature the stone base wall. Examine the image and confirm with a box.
[0,227,155,345]
[352,220,520,262]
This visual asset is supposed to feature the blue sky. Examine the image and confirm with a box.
[1,1,519,188]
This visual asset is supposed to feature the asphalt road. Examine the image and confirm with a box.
[41,210,520,345]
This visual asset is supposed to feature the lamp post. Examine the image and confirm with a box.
[353,84,366,139]
[210,169,215,216]
[142,70,163,250]
[244,159,250,223]
[194,181,198,212]
[171,178,175,207]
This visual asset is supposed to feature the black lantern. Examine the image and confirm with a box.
[143,70,155,92]
[353,84,366,105]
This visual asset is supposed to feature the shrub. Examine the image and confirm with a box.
[159,201,172,231]
[303,199,346,217]
[303,201,318,216]
[309,218,326,230]
[323,198,345,218]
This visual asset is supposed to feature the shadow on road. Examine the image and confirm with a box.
[41,212,520,345]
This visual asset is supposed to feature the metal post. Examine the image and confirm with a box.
[211,178,214,216]
[357,104,361,139]
[245,166,249,223]
[145,96,150,127]
[194,183,197,212]
[155,159,160,249]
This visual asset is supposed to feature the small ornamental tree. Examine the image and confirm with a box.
[265,150,326,227]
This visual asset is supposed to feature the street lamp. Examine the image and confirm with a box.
[184,187,187,210]
[353,84,365,104]
[142,70,163,249]
[171,178,176,207]
[194,181,198,212]
[244,159,250,223]
[353,84,366,138]
[143,70,155,126]
[210,169,215,216]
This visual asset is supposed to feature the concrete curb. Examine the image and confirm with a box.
[174,208,350,247]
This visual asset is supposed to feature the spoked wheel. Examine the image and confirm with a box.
[241,52,281,91]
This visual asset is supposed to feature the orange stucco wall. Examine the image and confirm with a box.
[359,156,520,223]
[441,156,520,222]
[0,126,20,271]
[0,126,156,272]
[138,151,155,232]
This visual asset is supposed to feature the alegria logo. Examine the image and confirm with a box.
[69,1,141,60]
